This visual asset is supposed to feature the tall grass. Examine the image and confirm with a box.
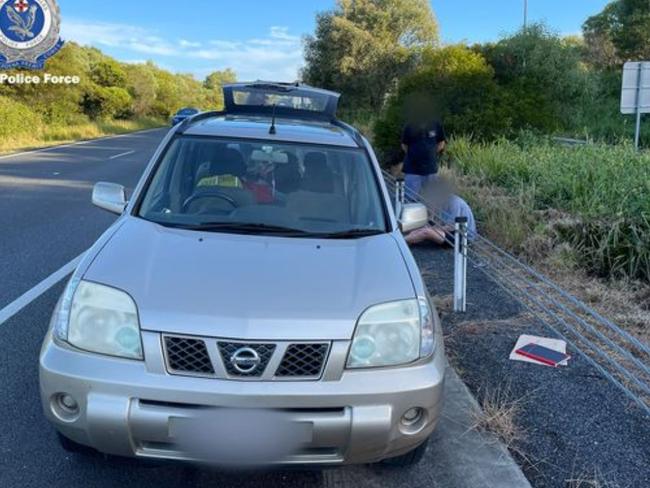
[449,136,650,282]
[0,117,163,154]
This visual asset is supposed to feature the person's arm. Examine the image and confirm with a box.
[436,123,447,154]
[400,126,410,155]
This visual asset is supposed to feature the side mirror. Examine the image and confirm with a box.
[399,203,428,233]
[92,182,127,215]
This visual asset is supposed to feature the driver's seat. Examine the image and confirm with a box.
[186,149,254,214]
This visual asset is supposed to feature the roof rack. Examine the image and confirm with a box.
[176,83,366,148]
[222,82,341,121]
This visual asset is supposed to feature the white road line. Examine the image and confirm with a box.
[0,128,163,161]
[0,252,85,326]
[109,150,135,160]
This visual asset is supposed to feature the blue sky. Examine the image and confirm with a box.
[57,0,611,81]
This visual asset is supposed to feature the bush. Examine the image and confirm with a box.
[0,96,42,139]
[82,85,133,120]
[373,44,502,163]
[478,24,590,134]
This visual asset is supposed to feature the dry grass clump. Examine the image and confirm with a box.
[471,386,525,448]
[565,467,620,488]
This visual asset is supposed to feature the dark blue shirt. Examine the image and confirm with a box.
[401,122,446,176]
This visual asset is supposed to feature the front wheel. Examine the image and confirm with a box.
[380,437,429,467]
[57,432,95,455]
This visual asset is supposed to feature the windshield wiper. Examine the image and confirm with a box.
[158,220,384,239]
[315,229,385,239]
[182,222,313,236]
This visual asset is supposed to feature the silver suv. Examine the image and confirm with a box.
[39,82,446,467]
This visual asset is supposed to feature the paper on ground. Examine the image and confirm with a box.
[509,334,569,367]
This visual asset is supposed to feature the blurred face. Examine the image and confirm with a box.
[420,176,455,207]
[404,93,438,125]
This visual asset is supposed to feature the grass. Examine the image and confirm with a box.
[0,117,164,155]
[471,385,525,448]
[448,136,650,283]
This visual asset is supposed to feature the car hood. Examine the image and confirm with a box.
[84,218,416,340]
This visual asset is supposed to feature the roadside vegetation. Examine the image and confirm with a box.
[0,42,236,154]
[449,136,650,282]
[303,0,650,295]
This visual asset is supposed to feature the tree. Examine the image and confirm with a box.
[125,63,158,117]
[583,0,650,68]
[203,69,237,109]
[479,24,590,133]
[82,85,133,119]
[302,0,439,111]
[90,58,127,88]
[373,45,502,162]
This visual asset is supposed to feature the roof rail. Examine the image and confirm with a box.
[331,119,366,147]
[176,110,225,133]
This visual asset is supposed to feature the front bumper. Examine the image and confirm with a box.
[39,330,445,465]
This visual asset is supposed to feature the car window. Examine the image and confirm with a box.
[232,88,327,112]
[138,136,387,235]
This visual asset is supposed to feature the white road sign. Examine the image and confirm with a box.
[621,61,650,115]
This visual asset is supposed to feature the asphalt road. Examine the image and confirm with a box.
[0,129,529,488]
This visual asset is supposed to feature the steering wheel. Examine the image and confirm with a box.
[182,188,238,213]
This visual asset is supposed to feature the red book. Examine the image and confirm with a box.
[515,343,570,367]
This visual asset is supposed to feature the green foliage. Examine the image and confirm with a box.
[372,23,648,161]
[90,59,127,88]
[0,95,41,139]
[302,0,439,109]
[0,42,237,152]
[83,85,133,119]
[479,24,591,134]
[373,44,502,162]
[450,137,650,281]
[204,69,237,109]
[583,0,650,68]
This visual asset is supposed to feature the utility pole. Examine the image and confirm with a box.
[523,0,528,31]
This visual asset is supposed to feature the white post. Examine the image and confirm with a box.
[454,217,468,313]
[395,178,405,216]
[635,63,643,150]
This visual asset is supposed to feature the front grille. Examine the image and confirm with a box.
[218,342,276,377]
[163,335,331,380]
[164,336,214,375]
[276,343,329,378]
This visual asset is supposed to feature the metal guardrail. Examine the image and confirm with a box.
[382,170,650,416]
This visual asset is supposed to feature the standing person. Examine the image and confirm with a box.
[400,118,446,197]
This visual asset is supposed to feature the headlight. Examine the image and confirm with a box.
[346,298,436,369]
[54,280,143,360]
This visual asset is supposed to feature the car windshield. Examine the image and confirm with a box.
[137,136,387,237]
[178,108,198,115]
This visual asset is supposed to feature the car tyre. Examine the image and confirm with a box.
[57,432,95,455]
[380,438,429,467]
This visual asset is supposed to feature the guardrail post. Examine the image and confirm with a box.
[454,216,468,312]
[395,177,405,215]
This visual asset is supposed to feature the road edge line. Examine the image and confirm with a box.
[0,252,85,326]
[0,127,165,161]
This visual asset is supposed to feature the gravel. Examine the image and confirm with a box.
[411,245,650,488]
